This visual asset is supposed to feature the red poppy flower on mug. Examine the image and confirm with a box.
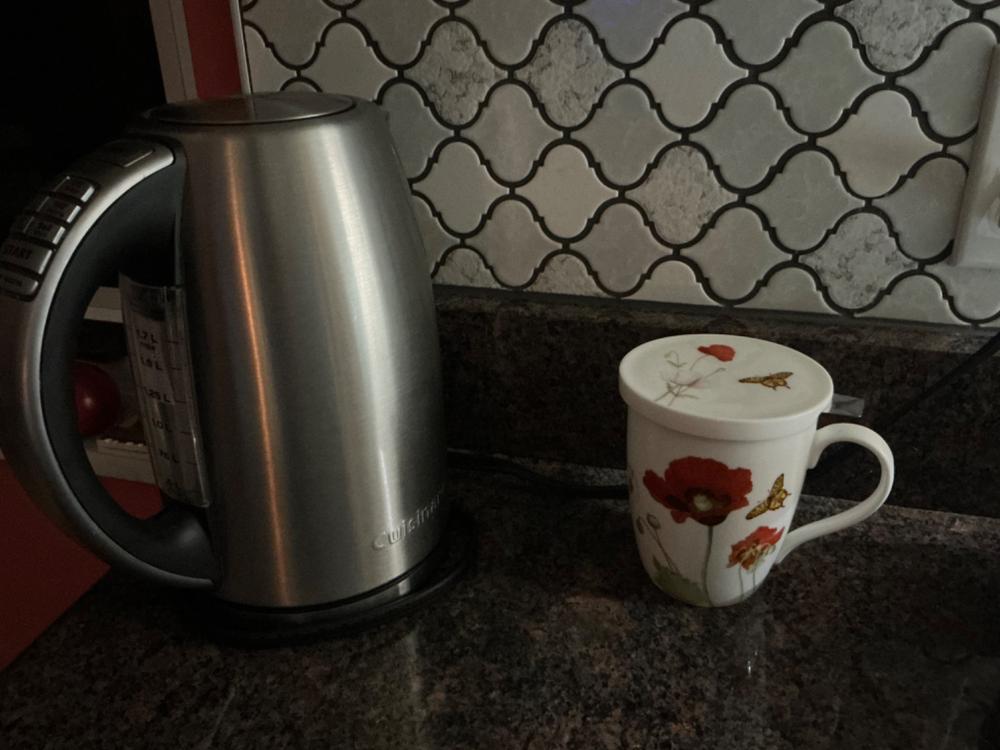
[697,344,735,362]
[728,526,785,571]
[642,457,752,526]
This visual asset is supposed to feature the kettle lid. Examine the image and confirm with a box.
[146,92,355,126]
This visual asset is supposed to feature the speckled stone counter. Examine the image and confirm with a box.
[2,470,999,749]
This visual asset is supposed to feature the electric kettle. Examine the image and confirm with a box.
[0,93,453,638]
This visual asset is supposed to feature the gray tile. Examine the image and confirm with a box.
[576,0,686,63]
[349,0,447,65]
[457,0,562,66]
[381,83,451,178]
[408,20,504,126]
[244,25,294,92]
[517,144,616,238]
[946,136,974,164]
[834,0,967,73]
[750,150,863,251]
[682,207,788,300]
[875,157,965,260]
[761,21,882,133]
[281,80,319,91]
[575,202,669,292]
[693,84,804,189]
[928,263,1000,322]
[858,274,962,325]
[517,19,622,128]
[243,0,336,67]
[464,84,560,183]
[818,90,937,198]
[412,194,459,271]
[703,0,820,65]
[433,247,501,288]
[467,199,559,286]
[413,141,506,233]
[310,23,394,99]
[627,145,736,245]
[576,84,678,187]
[899,22,994,139]
[632,17,746,129]
[528,254,604,296]
[802,212,917,309]
[739,266,834,314]
[628,260,718,305]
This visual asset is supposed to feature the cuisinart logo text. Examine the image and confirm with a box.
[372,492,442,550]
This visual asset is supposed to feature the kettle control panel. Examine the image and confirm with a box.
[0,139,156,301]
[0,175,99,300]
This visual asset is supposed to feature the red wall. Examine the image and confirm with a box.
[183,0,242,98]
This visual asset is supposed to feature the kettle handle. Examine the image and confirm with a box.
[0,139,218,588]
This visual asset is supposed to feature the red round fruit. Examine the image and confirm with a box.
[73,362,121,436]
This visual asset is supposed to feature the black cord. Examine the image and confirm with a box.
[450,328,1000,497]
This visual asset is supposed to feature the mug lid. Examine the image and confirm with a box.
[619,334,833,441]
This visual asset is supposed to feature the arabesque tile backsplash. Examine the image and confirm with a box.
[236,0,1000,326]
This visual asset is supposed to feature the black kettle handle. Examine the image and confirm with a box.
[0,139,218,587]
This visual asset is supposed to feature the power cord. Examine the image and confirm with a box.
[449,327,1000,498]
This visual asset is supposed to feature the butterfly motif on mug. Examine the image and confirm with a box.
[739,372,793,390]
[746,474,790,519]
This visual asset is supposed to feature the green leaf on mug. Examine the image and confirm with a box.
[651,558,711,607]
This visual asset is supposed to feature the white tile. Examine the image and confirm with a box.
[528,254,605,296]
[801,212,916,310]
[835,0,967,73]
[740,266,834,315]
[575,202,668,293]
[464,84,559,183]
[818,90,937,198]
[412,194,458,271]
[632,18,746,129]
[628,260,717,306]
[310,23,394,100]
[750,150,862,251]
[382,83,451,178]
[858,274,962,325]
[928,263,1000,322]
[414,141,506,234]
[517,19,622,128]
[946,136,974,163]
[434,247,500,288]
[468,199,558,286]
[281,80,319,92]
[408,21,504,126]
[683,207,788,300]
[761,21,882,133]
[349,0,447,65]
[243,0,336,67]
[899,22,994,139]
[693,84,805,189]
[458,0,562,66]
[576,83,678,187]
[244,25,294,92]
[517,144,616,238]
[703,0,820,66]
[875,157,965,260]
[627,146,736,245]
[576,0,686,63]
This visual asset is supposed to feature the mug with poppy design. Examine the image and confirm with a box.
[619,334,894,607]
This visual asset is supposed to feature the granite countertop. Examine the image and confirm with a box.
[2,469,999,749]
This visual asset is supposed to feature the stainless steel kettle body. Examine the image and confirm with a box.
[0,93,448,617]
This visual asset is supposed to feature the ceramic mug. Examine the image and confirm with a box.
[619,334,894,607]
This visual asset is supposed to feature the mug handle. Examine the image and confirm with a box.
[775,423,894,564]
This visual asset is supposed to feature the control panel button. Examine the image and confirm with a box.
[19,216,67,246]
[9,214,31,235]
[51,176,97,203]
[0,238,53,276]
[30,195,82,224]
[0,269,40,298]
[94,140,154,168]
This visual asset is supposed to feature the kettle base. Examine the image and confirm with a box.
[185,510,473,647]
